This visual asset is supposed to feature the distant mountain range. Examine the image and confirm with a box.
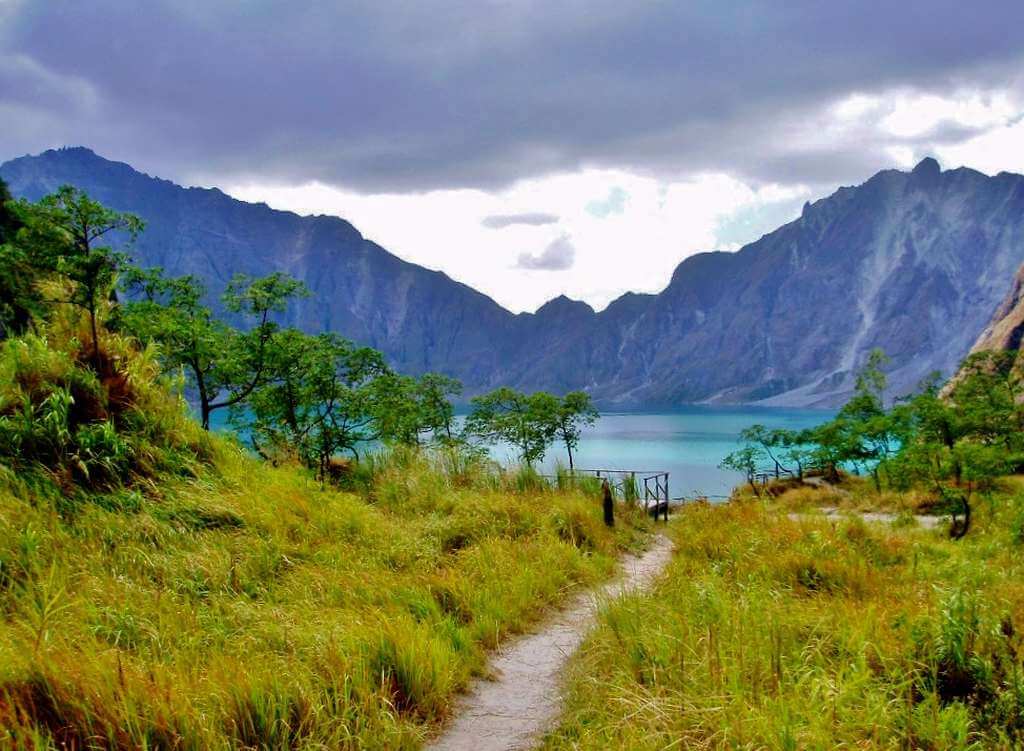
[4,147,1023,407]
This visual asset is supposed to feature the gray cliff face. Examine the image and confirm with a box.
[3,148,1023,407]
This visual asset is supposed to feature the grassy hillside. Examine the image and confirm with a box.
[0,184,656,749]
[0,440,650,749]
[543,485,1024,750]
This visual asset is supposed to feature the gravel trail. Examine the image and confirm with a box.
[426,534,675,751]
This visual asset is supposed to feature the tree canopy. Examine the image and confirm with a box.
[464,387,599,468]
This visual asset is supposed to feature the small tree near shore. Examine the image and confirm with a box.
[464,387,559,467]
[554,391,599,470]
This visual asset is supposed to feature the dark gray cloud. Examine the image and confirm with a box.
[2,1,1023,193]
[517,235,575,271]
[482,212,559,229]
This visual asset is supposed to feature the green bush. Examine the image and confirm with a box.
[0,327,211,497]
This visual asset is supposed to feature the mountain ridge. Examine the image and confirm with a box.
[4,146,1024,407]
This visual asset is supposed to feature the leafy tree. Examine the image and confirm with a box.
[416,373,462,443]
[8,186,143,367]
[720,445,764,496]
[372,372,463,446]
[775,428,816,480]
[738,424,790,476]
[464,388,560,467]
[948,351,1024,450]
[0,177,35,337]
[553,391,598,470]
[123,267,307,429]
[803,419,861,483]
[233,331,389,475]
[0,177,17,244]
[370,373,427,446]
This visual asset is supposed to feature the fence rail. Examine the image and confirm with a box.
[752,458,831,486]
[538,468,671,521]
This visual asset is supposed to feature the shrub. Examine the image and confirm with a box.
[0,326,211,497]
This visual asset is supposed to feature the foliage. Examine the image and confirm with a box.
[0,177,34,337]
[123,267,308,429]
[9,185,144,370]
[719,444,764,494]
[0,322,211,495]
[464,387,560,466]
[552,391,599,470]
[371,371,463,447]
[727,348,1024,536]
[232,331,389,475]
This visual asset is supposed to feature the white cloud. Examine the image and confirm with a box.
[223,86,1024,315]
[936,117,1024,175]
[880,91,1017,138]
[226,169,812,314]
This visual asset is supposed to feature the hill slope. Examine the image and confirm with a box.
[5,148,1023,406]
[0,442,645,747]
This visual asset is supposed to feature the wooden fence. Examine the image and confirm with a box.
[576,468,670,521]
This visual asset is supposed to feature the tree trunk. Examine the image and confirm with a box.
[89,303,101,372]
[567,442,574,471]
[950,494,971,540]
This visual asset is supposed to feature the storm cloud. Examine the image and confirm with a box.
[2,1,1024,194]
[516,235,575,271]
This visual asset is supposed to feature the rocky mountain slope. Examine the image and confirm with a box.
[0,147,519,391]
[4,148,1023,406]
[969,263,1024,354]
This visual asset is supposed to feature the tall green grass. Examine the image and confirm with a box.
[0,443,650,749]
[0,306,212,499]
[544,491,1024,749]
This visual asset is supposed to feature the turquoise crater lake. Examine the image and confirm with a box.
[487,406,834,498]
[215,405,833,499]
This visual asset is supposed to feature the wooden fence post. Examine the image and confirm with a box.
[602,479,614,527]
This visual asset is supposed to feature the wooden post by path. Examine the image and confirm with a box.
[602,479,614,527]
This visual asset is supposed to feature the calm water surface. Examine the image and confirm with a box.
[486,406,833,498]
[214,405,832,499]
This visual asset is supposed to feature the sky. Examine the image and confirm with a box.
[2,1,1024,313]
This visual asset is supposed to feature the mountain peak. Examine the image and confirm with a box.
[911,156,941,178]
[535,294,595,317]
[42,146,104,163]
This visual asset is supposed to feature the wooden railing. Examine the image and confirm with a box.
[540,468,671,521]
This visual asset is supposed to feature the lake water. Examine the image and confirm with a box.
[213,405,833,499]
[486,406,833,498]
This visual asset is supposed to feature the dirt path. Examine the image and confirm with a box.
[425,534,675,751]
[789,507,943,529]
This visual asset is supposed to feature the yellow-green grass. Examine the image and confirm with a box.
[543,493,1024,750]
[0,444,650,749]
[740,475,957,516]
